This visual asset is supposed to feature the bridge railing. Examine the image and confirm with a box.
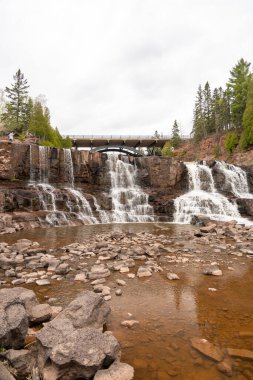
[64,134,190,140]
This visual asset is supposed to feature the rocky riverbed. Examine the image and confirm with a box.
[0,220,253,379]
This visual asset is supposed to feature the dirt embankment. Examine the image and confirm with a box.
[174,134,253,165]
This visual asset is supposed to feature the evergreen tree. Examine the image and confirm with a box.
[192,85,206,141]
[171,120,181,147]
[239,74,253,149]
[203,82,213,133]
[211,87,231,133]
[1,69,29,133]
[227,58,251,129]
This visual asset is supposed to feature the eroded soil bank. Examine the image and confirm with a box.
[1,222,253,379]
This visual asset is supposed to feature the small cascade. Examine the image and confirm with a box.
[174,162,242,223]
[214,161,253,199]
[62,149,98,224]
[29,145,36,183]
[39,146,50,183]
[92,196,111,224]
[65,188,98,224]
[63,149,74,186]
[107,154,154,222]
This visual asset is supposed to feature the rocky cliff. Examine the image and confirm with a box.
[0,142,188,232]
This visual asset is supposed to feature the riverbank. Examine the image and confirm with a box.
[1,221,253,379]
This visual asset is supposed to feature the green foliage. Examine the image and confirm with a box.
[1,69,70,148]
[1,69,29,133]
[29,102,72,148]
[162,141,174,157]
[224,131,238,153]
[239,74,253,150]
[171,120,181,147]
[227,58,251,129]
[213,144,221,158]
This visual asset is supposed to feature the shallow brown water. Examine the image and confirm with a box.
[1,223,253,380]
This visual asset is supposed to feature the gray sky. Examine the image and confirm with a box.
[0,0,252,136]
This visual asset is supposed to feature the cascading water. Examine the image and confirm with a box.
[174,162,243,223]
[107,154,154,223]
[214,161,253,199]
[62,149,98,224]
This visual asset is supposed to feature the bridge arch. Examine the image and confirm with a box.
[90,145,143,156]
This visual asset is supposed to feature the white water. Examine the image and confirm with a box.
[107,155,154,222]
[174,162,245,224]
[214,161,253,199]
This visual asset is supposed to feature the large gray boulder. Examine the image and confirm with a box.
[55,290,110,329]
[0,287,38,349]
[36,292,119,380]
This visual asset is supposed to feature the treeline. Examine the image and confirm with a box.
[191,58,253,152]
[0,70,71,148]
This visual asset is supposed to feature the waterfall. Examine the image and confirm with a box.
[63,148,74,186]
[29,145,36,183]
[39,146,50,183]
[214,161,253,199]
[107,154,154,223]
[92,196,111,224]
[174,162,243,223]
[62,149,98,224]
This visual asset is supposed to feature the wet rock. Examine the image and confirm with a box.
[74,273,87,282]
[55,262,69,275]
[167,273,180,280]
[88,265,111,280]
[36,279,50,286]
[94,361,134,380]
[121,320,140,328]
[29,303,52,325]
[137,266,152,278]
[227,347,253,360]
[191,337,223,362]
[217,359,233,376]
[203,266,223,276]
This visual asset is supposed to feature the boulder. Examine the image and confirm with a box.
[29,303,52,325]
[0,287,38,349]
[94,361,134,380]
[5,349,33,379]
[0,362,16,380]
[36,292,119,380]
[57,291,110,329]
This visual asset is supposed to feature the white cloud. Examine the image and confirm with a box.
[0,0,252,136]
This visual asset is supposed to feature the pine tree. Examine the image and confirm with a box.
[192,85,206,141]
[1,69,29,133]
[203,82,214,133]
[239,74,253,149]
[227,58,251,129]
[171,120,181,147]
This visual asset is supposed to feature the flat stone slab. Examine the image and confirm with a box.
[227,348,253,360]
[191,337,223,362]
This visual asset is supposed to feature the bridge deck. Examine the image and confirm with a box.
[66,134,189,148]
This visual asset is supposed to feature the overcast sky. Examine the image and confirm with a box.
[0,0,252,136]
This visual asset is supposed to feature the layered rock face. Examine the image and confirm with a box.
[0,142,188,229]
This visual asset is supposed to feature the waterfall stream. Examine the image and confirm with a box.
[29,146,98,225]
[174,162,252,224]
[107,154,154,222]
